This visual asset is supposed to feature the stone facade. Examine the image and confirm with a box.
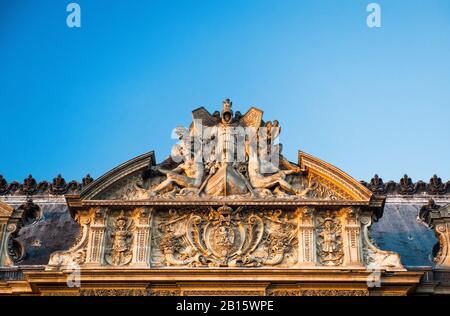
[0,101,448,295]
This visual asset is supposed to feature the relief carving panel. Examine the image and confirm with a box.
[46,205,405,272]
[152,206,298,267]
[105,211,134,266]
[315,211,344,266]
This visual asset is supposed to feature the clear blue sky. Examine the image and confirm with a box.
[1,0,450,183]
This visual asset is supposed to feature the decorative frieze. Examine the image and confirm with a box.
[0,174,93,196]
[361,174,450,196]
[148,288,180,296]
[80,289,148,296]
[267,289,369,296]
[2,173,450,197]
[182,290,264,296]
[45,205,406,271]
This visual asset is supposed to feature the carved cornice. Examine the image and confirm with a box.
[65,197,375,215]
[361,174,450,196]
[4,268,421,296]
[3,173,448,198]
[0,174,93,196]
[24,268,424,283]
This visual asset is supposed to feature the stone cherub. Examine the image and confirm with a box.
[245,136,312,197]
[150,127,205,195]
[150,158,204,196]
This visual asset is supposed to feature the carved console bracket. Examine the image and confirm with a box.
[0,199,41,267]
[360,213,404,271]
[419,200,450,269]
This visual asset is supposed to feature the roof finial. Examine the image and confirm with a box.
[222,98,232,113]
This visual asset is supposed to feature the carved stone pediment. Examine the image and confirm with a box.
[52,101,396,272]
[15,100,420,297]
[75,101,374,205]
[42,101,406,297]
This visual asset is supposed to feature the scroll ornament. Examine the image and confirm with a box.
[158,206,296,267]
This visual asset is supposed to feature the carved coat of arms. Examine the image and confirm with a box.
[105,211,134,266]
[157,206,296,267]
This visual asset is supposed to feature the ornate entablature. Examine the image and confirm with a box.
[2,100,431,296]
[45,100,403,275]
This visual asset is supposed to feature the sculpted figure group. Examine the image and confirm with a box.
[143,99,315,198]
